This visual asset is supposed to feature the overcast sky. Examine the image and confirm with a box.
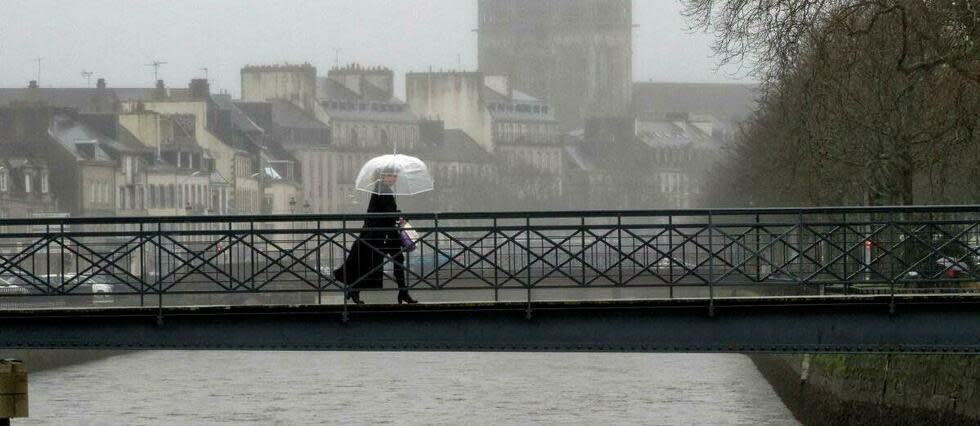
[0,0,754,98]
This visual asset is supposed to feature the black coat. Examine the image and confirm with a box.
[333,186,402,289]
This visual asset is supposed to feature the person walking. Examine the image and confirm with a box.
[333,168,418,304]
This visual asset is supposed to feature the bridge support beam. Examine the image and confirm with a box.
[1,295,978,353]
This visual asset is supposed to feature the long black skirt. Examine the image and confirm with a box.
[332,234,406,290]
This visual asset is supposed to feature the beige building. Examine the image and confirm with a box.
[117,80,260,214]
[240,63,423,213]
[117,109,231,215]
[406,71,566,205]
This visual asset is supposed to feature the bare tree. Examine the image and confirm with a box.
[695,1,980,207]
[683,0,980,86]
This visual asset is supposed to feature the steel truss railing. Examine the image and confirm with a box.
[1,206,979,310]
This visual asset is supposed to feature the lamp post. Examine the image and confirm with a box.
[174,171,202,215]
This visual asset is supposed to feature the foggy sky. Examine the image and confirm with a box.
[0,0,754,98]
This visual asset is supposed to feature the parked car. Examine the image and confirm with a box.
[406,250,462,275]
[905,256,970,279]
[0,276,27,295]
[936,256,969,278]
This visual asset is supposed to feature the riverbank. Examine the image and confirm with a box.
[750,354,980,425]
[1,350,130,373]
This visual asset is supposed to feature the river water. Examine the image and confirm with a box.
[18,351,798,425]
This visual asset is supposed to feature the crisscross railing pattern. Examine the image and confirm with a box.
[1,206,979,309]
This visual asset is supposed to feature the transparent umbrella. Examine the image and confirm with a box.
[354,153,434,195]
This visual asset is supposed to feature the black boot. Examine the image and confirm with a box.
[397,290,418,304]
[346,290,364,304]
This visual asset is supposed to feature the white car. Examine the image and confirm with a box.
[0,277,28,296]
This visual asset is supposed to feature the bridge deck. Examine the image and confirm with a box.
[2,294,978,353]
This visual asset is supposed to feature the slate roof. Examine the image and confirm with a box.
[0,88,118,113]
[0,144,38,161]
[418,129,494,164]
[320,99,417,123]
[317,78,361,101]
[47,115,115,162]
[113,87,192,102]
[635,119,719,149]
[268,99,329,129]
[212,94,264,134]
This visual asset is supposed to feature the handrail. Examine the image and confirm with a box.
[1,205,978,226]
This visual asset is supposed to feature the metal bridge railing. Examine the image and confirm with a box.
[1,206,979,310]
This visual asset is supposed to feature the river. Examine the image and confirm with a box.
[17,351,798,425]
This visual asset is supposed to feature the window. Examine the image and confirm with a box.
[24,174,32,194]
[41,172,48,193]
[0,170,6,192]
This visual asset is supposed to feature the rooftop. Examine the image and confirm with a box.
[0,88,118,114]
[418,129,494,164]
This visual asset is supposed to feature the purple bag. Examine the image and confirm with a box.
[400,221,419,251]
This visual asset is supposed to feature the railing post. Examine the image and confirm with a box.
[227,221,234,291]
[888,212,896,314]
[316,219,322,305]
[755,213,761,283]
[139,222,145,307]
[435,213,441,290]
[249,221,256,292]
[44,224,50,288]
[525,215,532,319]
[617,214,623,288]
[843,212,850,295]
[156,222,163,325]
[493,217,499,302]
[798,211,805,292]
[59,223,65,298]
[580,216,586,288]
[707,212,715,317]
[341,218,348,323]
[668,215,674,296]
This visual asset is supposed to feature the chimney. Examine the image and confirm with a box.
[189,78,210,100]
[154,80,167,100]
[96,78,106,89]
[28,80,38,89]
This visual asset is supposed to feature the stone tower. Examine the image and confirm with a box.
[478,0,632,130]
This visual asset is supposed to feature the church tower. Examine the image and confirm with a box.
[478,0,633,130]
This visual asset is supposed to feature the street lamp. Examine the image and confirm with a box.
[174,171,202,215]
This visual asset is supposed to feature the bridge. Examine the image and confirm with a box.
[1,206,979,353]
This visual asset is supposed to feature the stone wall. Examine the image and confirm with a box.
[751,354,980,425]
